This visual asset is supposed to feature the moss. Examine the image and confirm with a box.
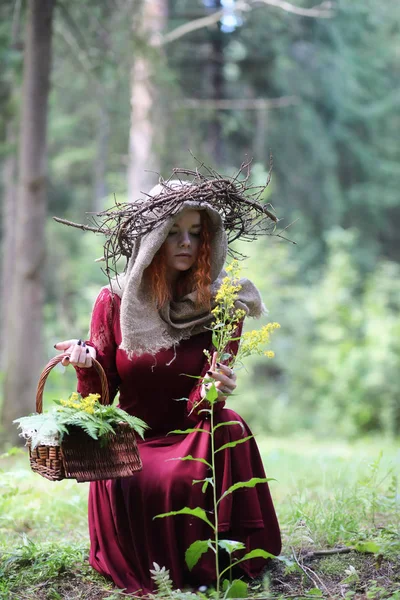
[315,553,366,576]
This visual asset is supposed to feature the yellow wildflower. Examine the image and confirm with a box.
[234,308,247,320]
[59,392,101,414]
[239,322,280,359]
[210,258,280,366]
[85,393,101,402]
[214,276,242,311]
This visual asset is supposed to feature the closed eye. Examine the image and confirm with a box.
[167,228,201,237]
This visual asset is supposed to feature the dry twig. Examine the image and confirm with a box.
[291,546,332,597]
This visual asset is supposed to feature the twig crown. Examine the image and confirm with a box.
[54,160,282,282]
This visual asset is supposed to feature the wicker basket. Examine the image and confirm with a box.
[28,354,142,482]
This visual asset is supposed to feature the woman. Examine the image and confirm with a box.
[55,183,281,595]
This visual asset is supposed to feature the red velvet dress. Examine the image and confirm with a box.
[77,288,281,595]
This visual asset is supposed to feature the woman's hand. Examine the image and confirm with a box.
[201,351,237,401]
[54,339,96,368]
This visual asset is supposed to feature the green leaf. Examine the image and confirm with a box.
[240,549,275,562]
[192,477,214,492]
[277,555,296,568]
[205,383,219,403]
[167,455,212,469]
[153,507,214,530]
[220,549,275,579]
[218,539,246,554]
[211,322,225,329]
[185,539,211,571]
[222,579,248,598]
[218,478,272,504]
[308,588,324,597]
[167,428,211,435]
[212,332,219,348]
[113,408,148,438]
[354,541,381,554]
[213,420,245,433]
[220,353,232,361]
[215,435,254,453]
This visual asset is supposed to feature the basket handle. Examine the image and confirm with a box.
[35,354,110,414]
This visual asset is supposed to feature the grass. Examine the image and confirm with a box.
[0,436,399,599]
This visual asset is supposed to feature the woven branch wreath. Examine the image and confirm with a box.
[54,159,289,283]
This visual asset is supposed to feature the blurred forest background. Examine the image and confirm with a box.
[1,0,400,446]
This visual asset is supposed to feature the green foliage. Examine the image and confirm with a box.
[1,438,399,597]
[218,477,271,504]
[0,538,92,597]
[1,0,400,445]
[168,455,212,469]
[154,507,214,530]
[215,435,254,454]
[222,578,248,598]
[352,541,381,555]
[235,229,400,438]
[185,540,211,572]
[149,562,175,598]
[14,393,148,448]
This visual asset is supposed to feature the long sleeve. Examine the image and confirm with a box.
[76,288,121,403]
[186,320,244,423]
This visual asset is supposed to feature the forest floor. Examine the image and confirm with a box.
[0,436,399,600]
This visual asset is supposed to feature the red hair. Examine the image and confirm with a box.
[146,212,212,310]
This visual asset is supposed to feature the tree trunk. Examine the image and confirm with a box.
[205,0,224,164]
[127,0,167,202]
[1,124,18,370]
[2,0,55,445]
[93,99,109,212]
[254,108,268,163]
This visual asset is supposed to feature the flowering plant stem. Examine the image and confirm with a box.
[210,396,220,588]
[154,260,284,598]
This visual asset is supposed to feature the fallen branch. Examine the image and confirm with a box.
[303,547,353,560]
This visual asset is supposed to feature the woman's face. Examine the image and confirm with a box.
[163,209,202,279]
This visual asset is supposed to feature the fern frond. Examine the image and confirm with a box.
[114,408,149,438]
[149,562,174,597]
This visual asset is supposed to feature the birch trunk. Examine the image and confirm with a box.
[2,0,55,443]
[205,0,224,164]
[127,0,167,202]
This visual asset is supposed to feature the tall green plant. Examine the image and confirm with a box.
[154,261,285,598]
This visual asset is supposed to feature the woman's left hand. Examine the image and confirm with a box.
[201,351,237,400]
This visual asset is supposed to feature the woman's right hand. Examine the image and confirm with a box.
[54,339,96,368]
